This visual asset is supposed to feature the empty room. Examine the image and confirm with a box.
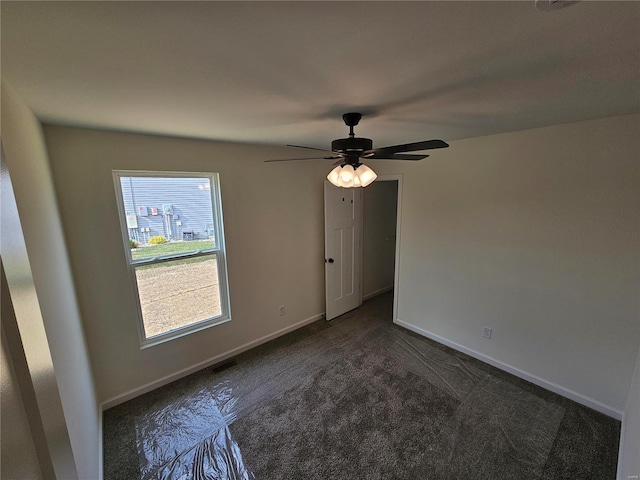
[1,1,638,479]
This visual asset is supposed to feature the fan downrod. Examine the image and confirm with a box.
[343,112,362,137]
[332,112,372,154]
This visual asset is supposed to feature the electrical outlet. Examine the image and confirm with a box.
[279,305,286,316]
[483,327,492,339]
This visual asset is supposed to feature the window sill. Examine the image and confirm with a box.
[140,315,231,349]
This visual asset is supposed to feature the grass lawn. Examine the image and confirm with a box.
[131,239,215,260]
[131,240,216,269]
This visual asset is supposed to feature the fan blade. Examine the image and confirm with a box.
[366,139,449,157]
[265,156,341,163]
[286,144,333,153]
[367,154,428,161]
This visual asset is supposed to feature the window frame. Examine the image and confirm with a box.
[112,170,231,348]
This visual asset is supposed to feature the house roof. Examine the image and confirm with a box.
[2,1,639,148]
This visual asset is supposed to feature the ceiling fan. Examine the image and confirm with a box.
[266,112,449,187]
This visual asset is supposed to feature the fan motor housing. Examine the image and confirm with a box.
[332,137,373,153]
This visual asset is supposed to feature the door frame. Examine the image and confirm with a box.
[364,174,403,323]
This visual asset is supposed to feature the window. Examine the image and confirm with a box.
[113,171,230,347]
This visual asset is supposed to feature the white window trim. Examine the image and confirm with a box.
[112,170,232,348]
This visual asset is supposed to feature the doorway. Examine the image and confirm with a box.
[324,174,402,321]
[362,176,400,320]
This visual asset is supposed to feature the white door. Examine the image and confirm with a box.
[324,180,362,320]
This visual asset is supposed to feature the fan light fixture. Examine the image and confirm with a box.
[265,112,450,185]
[327,163,377,188]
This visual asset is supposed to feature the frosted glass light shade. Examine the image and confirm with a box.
[338,164,355,187]
[327,163,378,188]
[355,164,377,187]
[327,165,342,185]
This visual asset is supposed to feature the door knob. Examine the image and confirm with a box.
[325,258,335,263]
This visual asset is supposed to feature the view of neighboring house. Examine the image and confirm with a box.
[119,176,215,244]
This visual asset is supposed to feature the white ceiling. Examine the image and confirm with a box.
[2,1,639,150]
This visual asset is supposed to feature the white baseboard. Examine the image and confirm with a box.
[97,403,103,480]
[617,412,626,480]
[363,285,393,302]
[101,312,325,410]
[395,318,623,420]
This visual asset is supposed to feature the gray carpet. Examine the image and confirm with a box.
[103,292,621,479]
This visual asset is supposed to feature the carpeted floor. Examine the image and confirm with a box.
[103,292,621,479]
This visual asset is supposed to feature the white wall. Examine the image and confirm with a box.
[1,82,100,479]
[378,114,639,415]
[363,180,397,298]
[619,347,640,479]
[43,113,638,420]
[1,331,43,479]
[44,125,330,404]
